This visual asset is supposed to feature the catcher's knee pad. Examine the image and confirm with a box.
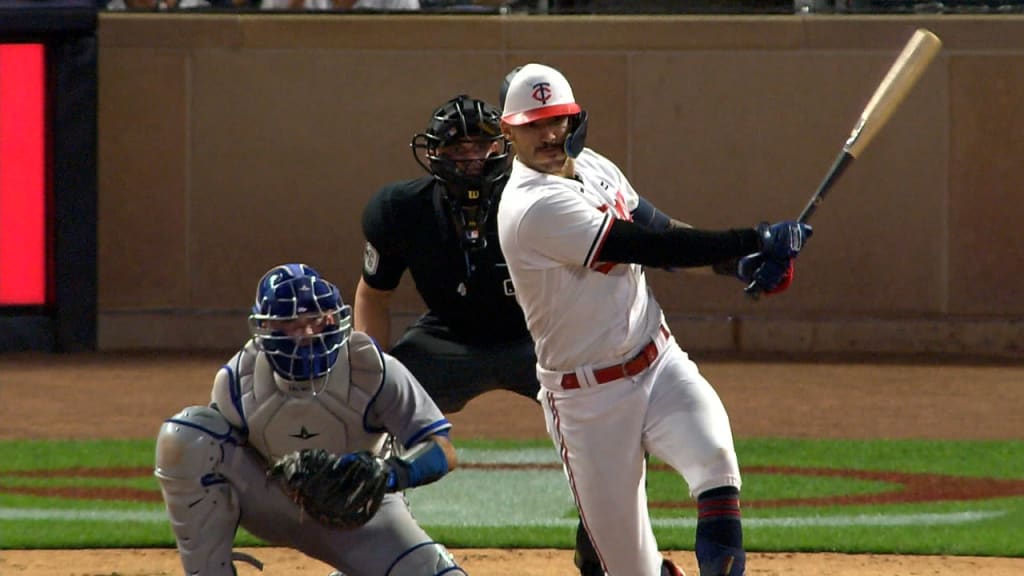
[387,542,467,576]
[155,406,240,576]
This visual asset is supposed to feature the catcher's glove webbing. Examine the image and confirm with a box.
[269,448,388,529]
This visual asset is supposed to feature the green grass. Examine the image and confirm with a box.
[1,438,1022,556]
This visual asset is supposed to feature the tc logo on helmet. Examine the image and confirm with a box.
[531,82,552,104]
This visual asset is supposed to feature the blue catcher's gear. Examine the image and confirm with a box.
[248,263,352,381]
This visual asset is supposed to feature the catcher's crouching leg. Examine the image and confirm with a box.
[388,542,467,576]
[155,406,242,576]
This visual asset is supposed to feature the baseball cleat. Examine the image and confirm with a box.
[662,558,686,576]
[576,559,603,576]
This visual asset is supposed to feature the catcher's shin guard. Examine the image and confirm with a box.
[155,406,241,576]
[388,542,467,576]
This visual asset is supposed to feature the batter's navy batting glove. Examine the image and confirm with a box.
[738,254,795,296]
[756,221,813,261]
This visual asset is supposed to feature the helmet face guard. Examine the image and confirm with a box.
[248,264,352,381]
[411,95,511,250]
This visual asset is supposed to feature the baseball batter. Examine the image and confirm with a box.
[153,263,467,576]
[496,64,812,576]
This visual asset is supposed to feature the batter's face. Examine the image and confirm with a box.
[503,116,571,175]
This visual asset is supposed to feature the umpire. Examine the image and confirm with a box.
[353,94,604,576]
[354,94,535,412]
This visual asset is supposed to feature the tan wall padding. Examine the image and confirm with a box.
[96,14,1024,357]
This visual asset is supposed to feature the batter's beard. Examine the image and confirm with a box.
[532,145,568,174]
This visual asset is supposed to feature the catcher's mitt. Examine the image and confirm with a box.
[269,448,388,529]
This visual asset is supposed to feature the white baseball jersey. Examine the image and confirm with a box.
[497,147,742,576]
[497,147,665,388]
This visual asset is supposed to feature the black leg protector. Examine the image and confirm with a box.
[574,517,604,576]
[695,486,745,576]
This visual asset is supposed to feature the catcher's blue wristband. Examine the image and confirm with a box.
[386,439,449,492]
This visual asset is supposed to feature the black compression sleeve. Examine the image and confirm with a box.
[597,219,761,268]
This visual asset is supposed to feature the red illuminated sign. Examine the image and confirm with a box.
[0,43,46,305]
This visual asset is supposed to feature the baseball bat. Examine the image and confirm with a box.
[746,28,942,299]
[796,28,943,224]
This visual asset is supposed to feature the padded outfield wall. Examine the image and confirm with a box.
[96,14,1024,358]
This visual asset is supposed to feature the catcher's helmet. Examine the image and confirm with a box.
[248,263,352,381]
[500,63,589,158]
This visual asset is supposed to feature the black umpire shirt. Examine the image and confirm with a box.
[361,176,529,344]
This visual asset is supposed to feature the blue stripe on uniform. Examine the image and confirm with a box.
[405,419,452,449]
[363,344,388,433]
[227,351,248,435]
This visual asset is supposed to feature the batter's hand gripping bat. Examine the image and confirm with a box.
[746,28,942,299]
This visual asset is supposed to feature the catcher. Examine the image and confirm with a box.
[154,263,466,576]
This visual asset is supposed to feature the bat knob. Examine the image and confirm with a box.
[744,282,763,301]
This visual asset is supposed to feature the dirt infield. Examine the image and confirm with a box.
[5,547,1024,576]
[2,351,1023,575]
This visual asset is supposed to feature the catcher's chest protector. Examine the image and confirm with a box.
[213,334,387,463]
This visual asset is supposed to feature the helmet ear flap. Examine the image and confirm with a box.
[564,110,589,159]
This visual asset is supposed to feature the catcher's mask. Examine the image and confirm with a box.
[411,94,510,250]
[248,263,352,383]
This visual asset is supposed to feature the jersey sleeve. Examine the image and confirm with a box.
[210,355,247,434]
[361,187,408,291]
[516,184,616,269]
[367,354,452,449]
[613,158,640,213]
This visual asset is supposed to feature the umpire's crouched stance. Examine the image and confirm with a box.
[154,263,465,576]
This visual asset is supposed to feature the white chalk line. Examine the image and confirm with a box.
[0,507,1006,528]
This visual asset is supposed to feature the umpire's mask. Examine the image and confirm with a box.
[411,94,510,251]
